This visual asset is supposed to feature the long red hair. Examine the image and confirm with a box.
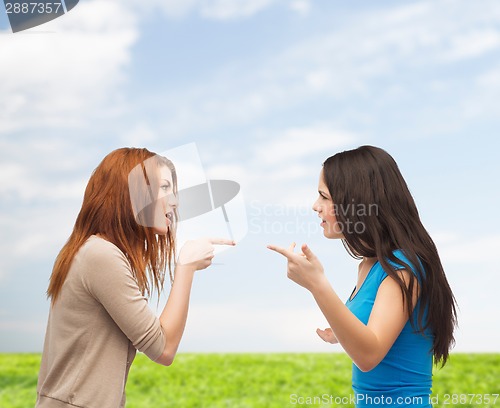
[47,148,177,303]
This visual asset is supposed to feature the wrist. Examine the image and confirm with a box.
[174,263,196,277]
[308,273,330,296]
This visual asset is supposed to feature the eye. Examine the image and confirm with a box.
[160,183,171,191]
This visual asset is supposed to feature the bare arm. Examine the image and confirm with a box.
[309,271,414,371]
[155,264,196,366]
[155,238,234,366]
[268,243,416,372]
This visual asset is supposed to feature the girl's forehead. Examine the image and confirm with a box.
[318,170,326,185]
[159,166,172,180]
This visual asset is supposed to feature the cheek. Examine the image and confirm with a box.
[157,189,167,200]
[325,203,337,223]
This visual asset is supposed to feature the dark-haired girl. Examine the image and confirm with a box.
[269,145,457,408]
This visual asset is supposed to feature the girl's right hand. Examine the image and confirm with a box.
[316,327,339,344]
[177,238,235,271]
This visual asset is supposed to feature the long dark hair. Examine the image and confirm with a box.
[323,145,457,366]
[48,148,177,303]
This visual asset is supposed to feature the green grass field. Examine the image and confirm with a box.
[0,353,498,407]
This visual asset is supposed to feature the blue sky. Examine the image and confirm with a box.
[0,0,499,353]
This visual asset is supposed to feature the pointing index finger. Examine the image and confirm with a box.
[210,237,236,246]
[267,244,293,259]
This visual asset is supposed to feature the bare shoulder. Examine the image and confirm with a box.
[379,269,419,307]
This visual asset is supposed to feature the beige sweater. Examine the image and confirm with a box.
[36,236,166,408]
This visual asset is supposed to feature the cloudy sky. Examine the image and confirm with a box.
[1,0,499,354]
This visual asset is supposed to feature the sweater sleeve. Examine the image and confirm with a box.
[81,239,166,361]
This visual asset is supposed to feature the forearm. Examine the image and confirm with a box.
[310,278,381,371]
[157,265,195,365]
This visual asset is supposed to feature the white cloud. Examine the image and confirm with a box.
[441,29,500,62]
[0,0,146,289]
[120,123,159,147]
[431,232,500,352]
[143,0,198,19]
[122,0,277,20]
[200,0,276,20]
[0,319,46,334]
[204,125,357,205]
[144,0,500,141]
[0,163,27,195]
[2,0,499,354]
[305,70,331,91]
[438,235,500,264]
[459,63,500,119]
[0,200,78,255]
[181,304,332,352]
[0,0,138,133]
[431,231,461,246]
[257,125,357,165]
[0,136,92,200]
[0,162,87,201]
[290,0,311,16]
[477,64,500,88]
[5,0,496,141]
[454,315,500,352]
[0,136,97,284]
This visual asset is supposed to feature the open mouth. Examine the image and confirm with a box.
[165,212,174,224]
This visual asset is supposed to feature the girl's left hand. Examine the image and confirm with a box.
[267,242,326,292]
[316,327,339,344]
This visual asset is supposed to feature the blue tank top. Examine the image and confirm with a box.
[346,250,433,408]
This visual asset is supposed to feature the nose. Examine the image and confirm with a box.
[312,197,320,213]
[167,192,178,209]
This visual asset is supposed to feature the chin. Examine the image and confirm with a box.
[323,229,343,240]
[323,229,334,239]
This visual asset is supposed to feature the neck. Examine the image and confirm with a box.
[359,257,377,274]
